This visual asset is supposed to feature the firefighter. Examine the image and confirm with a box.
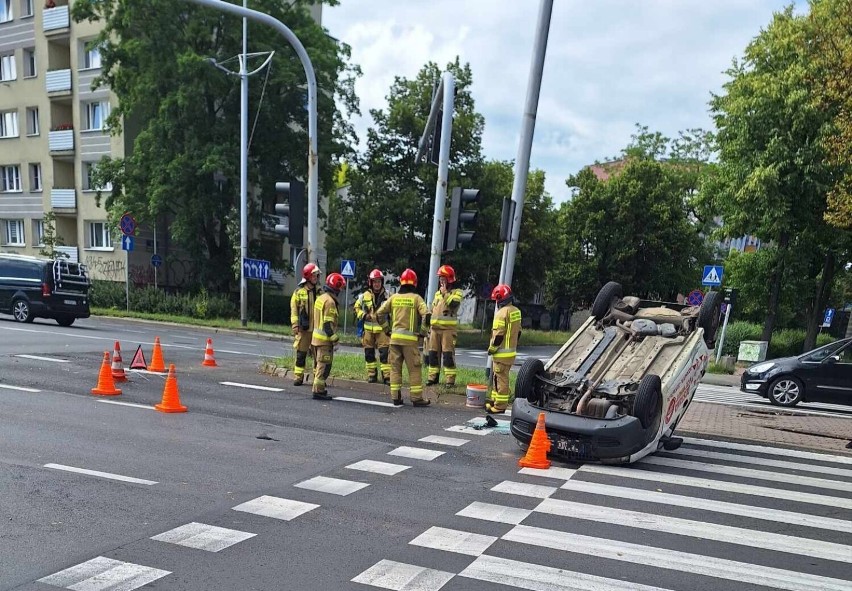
[427,265,463,386]
[289,263,321,386]
[354,268,390,383]
[376,268,431,407]
[486,283,522,414]
[310,272,346,400]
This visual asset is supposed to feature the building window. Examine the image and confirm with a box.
[23,48,35,77]
[33,219,44,246]
[84,162,112,191]
[21,0,32,17]
[0,53,16,82]
[83,45,101,70]
[0,110,18,138]
[0,0,12,23]
[84,101,109,131]
[25,107,37,135]
[1,165,21,192]
[3,220,25,246]
[88,221,112,249]
[29,163,41,191]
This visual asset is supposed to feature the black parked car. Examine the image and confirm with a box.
[0,254,91,326]
[741,337,852,406]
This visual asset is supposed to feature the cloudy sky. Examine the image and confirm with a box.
[323,0,801,203]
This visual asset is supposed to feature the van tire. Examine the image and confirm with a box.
[56,316,75,327]
[12,298,33,323]
[592,282,623,320]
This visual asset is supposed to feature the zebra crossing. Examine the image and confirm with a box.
[694,383,852,417]
[352,437,852,591]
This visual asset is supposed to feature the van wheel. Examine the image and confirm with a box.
[634,374,662,430]
[12,298,34,323]
[698,291,722,347]
[592,282,623,320]
[56,316,75,327]
[516,358,545,405]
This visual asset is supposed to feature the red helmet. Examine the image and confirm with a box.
[368,268,383,280]
[400,268,417,286]
[437,265,456,283]
[302,263,321,281]
[490,284,512,301]
[326,272,346,291]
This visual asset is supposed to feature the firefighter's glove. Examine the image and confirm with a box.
[291,325,299,335]
[487,345,498,356]
[382,324,391,336]
[329,334,340,344]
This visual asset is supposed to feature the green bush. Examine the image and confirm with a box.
[247,290,290,324]
[720,320,836,359]
[720,321,762,357]
[89,280,126,309]
[90,281,235,319]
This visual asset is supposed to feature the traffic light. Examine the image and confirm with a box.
[445,187,480,251]
[274,180,305,247]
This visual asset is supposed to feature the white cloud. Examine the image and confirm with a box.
[324,0,799,203]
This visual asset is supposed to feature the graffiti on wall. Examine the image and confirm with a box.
[129,264,155,288]
[85,256,126,281]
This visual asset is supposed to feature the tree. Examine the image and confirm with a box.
[38,211,68,259]
[72,0,359,289]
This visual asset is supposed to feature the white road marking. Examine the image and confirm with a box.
[682,436,852,465]
[492,480,557,499]
[128,369,169,376]
[642,455,852,493]
[456,501,532,525]
[560,479,852,534]
[418,435,469,446]
[227,341,258,347]
[460,555,675,591]
[580,463,852,510]
[692,395,849,418]
[232,495,319,521]
[14,354,69,363]
[504,525,850,591]
[444,425,492,436]
[96,400,154,410]
[44,463,157,485]
[0,383,40,392]
[670,447,852,477]
[409,526,497,557]
[38,556,170,590]
[387,446,445,461]
[519,466,577,481]
[294,475,370,496]
[351,559,454,591]
[151,522,256,552]
[536,498,852,563]
[334,396,399,408]
[220,381,283,392]
[347,460,411,476]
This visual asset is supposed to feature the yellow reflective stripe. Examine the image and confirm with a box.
[509,310,521,322]
[431,318,458,327]
[312,330,332,341]
[493,351,516,359]
[391,332,418,342]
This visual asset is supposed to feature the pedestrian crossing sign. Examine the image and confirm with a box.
[702,265,724,287]
[341,259,356,279]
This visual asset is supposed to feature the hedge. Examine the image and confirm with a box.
[90,281,236,320]
[720,321,835,359]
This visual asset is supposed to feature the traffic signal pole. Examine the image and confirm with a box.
[240,0,249,326]
[498,0,553,287]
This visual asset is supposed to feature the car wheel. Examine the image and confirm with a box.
[698,291,722,347]
[592,281,623,320]
[12,298,33,323]
[768,376,803,407]
[56,316,75,327]
[516,357,545,405]
[634,374,662,430]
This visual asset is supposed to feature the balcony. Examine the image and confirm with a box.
[51,188,76,209]
[46,69,72,95]
[43,6,70,34]
[55,246,79,262]
[49,129,74,153]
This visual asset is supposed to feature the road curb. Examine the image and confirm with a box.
[93,313,294,343]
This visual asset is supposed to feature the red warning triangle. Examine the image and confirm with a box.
[129,344,148,370]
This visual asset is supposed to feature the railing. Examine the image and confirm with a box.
[48,129,74,151]
[43,5,70,32]
[50,188,76,208]
[46,69,72,93]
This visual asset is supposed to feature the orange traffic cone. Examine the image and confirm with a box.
[148,336,166,373]
[111,341,127,382]
[518,412,551,469]
[155,364,187,413]
[201,338,218,367]
[92,352,122,396]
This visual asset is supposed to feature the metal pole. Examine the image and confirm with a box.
[153,223,158,289]
[426,71,455,308]
[343,279,349,335]
[261,278,264,328]
[498,0,553,287]
[125,249,129,312]
[238,0,249,327]
[715,304,732,364]
[183,0,319,262]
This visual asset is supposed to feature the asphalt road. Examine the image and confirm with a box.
[1,315,851,591]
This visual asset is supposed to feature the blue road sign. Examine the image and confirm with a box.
[701,265,724,287]
[119,213,136,236]
[340,259,356,279]
[121,235,134,252]
[151,254,163,268]
[687,289,704,306]
[243,257,270,281]
[823,307,836,328]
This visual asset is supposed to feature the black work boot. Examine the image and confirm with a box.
[392,396,403,406]
[367,375,378,384]
[312,391,332,401]
[426,377,439,386]
[412,399,431,408]
[293,376,304,386]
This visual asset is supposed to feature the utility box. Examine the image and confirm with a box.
[738,340,768,363]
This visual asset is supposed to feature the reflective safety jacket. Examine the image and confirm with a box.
[377,290,429,346]
[311,290,340,346]
[290,280,316,331]
[354,288,387,333]
[490,304,522,360]
[430,288,463,329]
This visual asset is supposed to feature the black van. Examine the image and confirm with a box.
[0,254,91,326]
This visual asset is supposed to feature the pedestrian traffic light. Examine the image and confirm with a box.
[445,187,480,251]
[274,180,305,247]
